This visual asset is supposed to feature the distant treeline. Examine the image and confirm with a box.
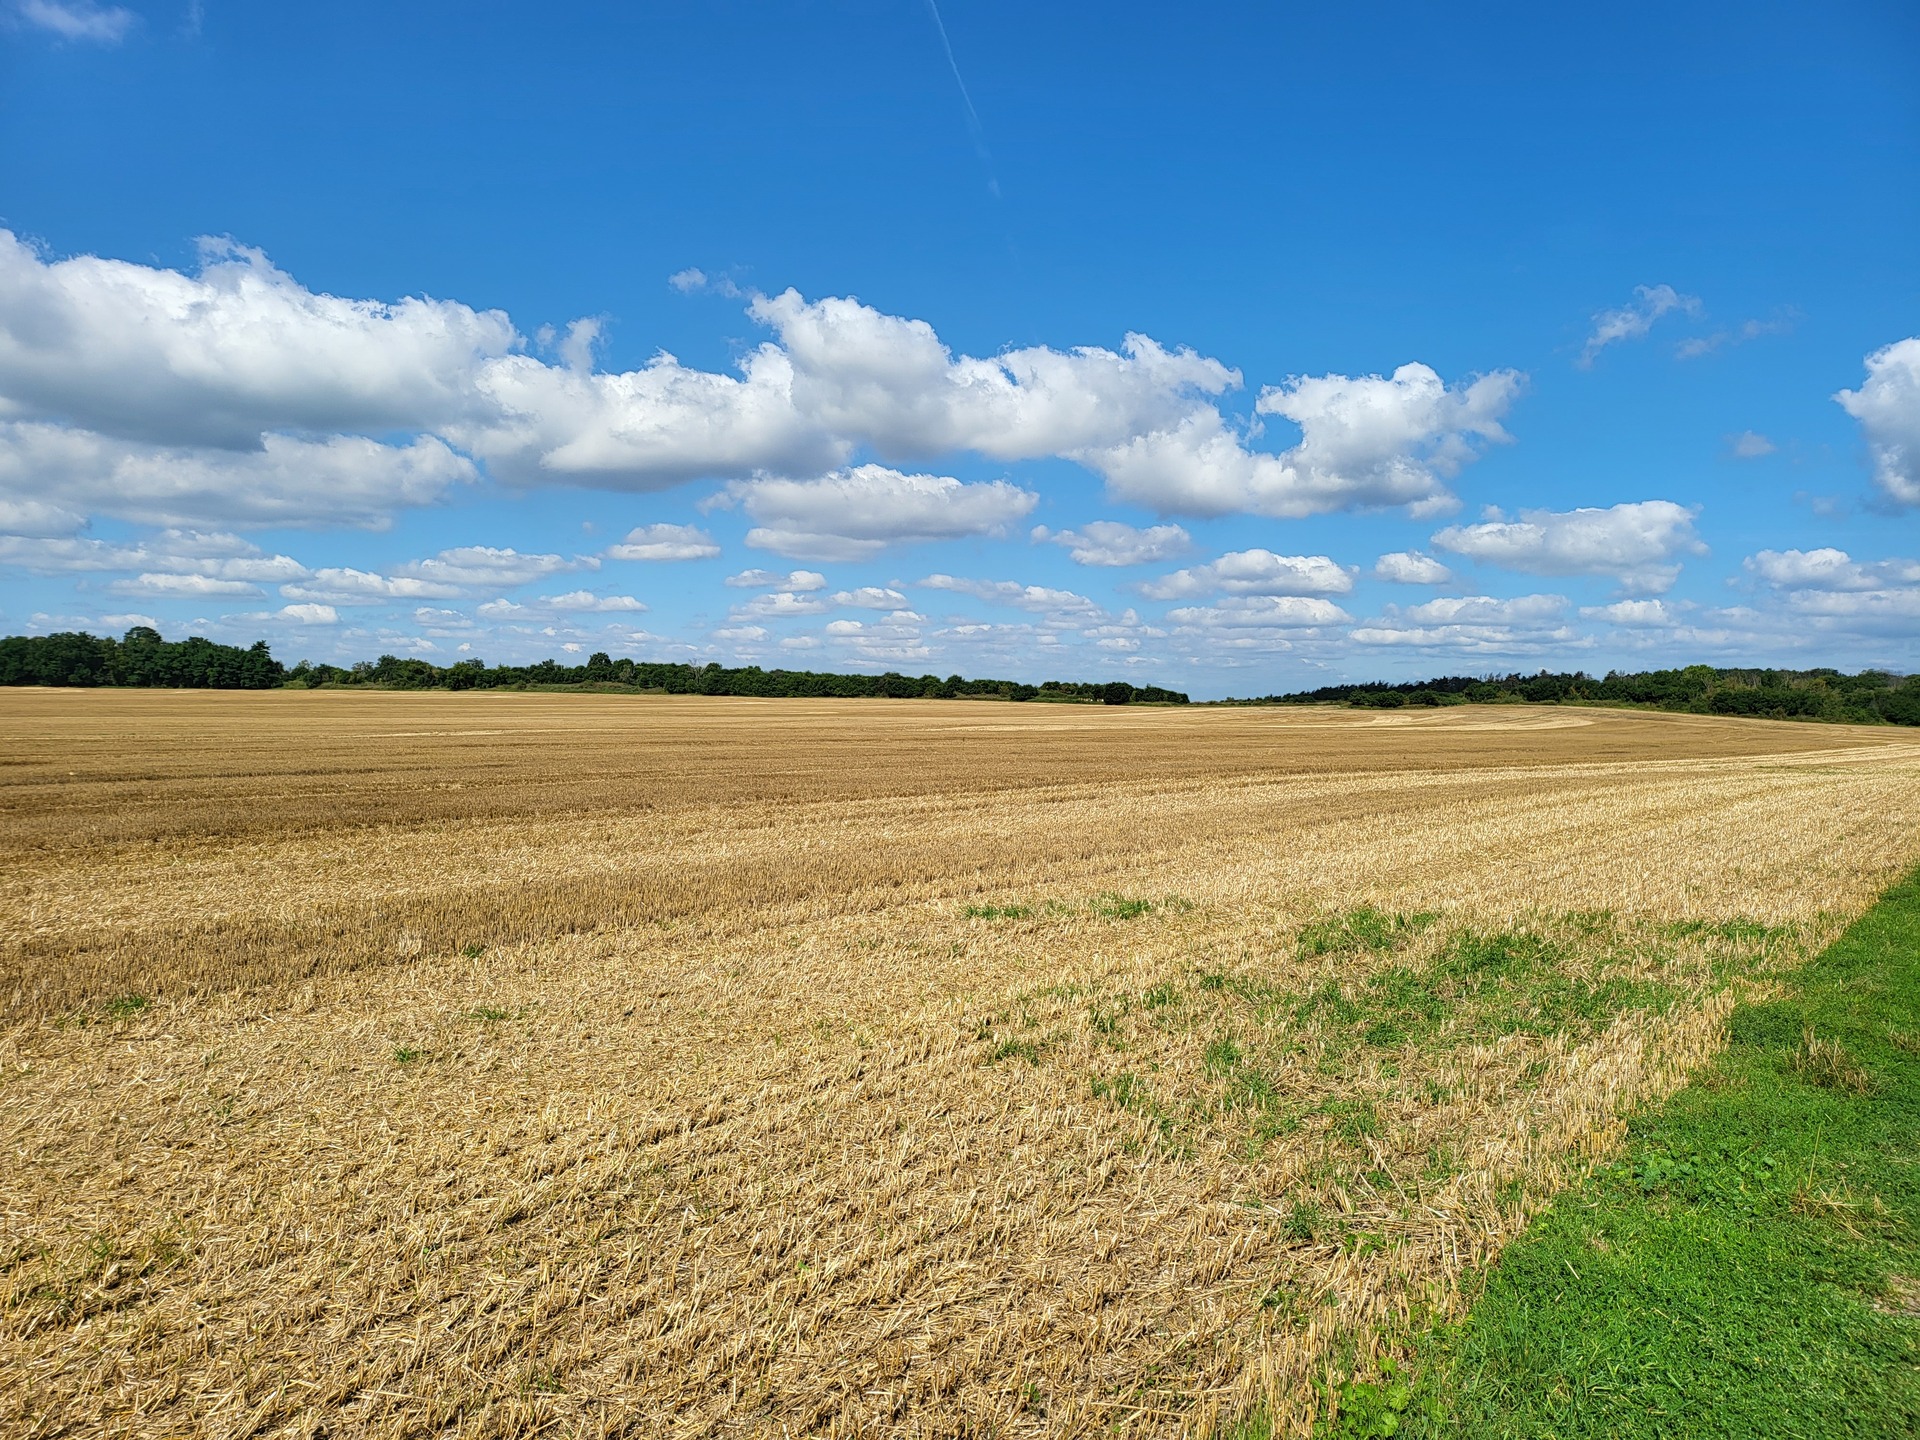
[0,628,1189,704]
[1239,666,1920,726]
[0,626,284,689]
[292,652,1190,704]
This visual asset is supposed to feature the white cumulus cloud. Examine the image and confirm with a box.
[0,232,514,449]
[1032,520,1191,567]
[1140,549,1354,600]
[1352,593,1575,652]
[833,586,911,610]
[1580,599,1676,626]
[0,422,475,530]
[1431,500,1703,593]
[1087,365,1520,518]
[606,523,721,562]
[1745,547,1920,591]
[728,590,835,619]
[1835,338,1920,506]
[107,573,263,598]
[918,574,1105,619]
[0,528,309,580]
[1165,595,1351,629]
[1373,551,1453,584]
[724,567,825,590]
[0,233,1533,535]
[730,465,1037,561]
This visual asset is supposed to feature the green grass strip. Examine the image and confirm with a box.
[1404,869,1920,1439]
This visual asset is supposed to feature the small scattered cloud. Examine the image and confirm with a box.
[1727,430,1776,459]
[1372,551,1453,585]
[1676,315,1793,360]
[14,0,136,43]
[1032,520,1191,567]
[606,523,722,562]
[1579,284,1702,367]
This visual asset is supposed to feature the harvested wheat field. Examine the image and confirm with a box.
[4,689,1920,1438]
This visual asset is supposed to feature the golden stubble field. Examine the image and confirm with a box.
[4,690,1919,1438]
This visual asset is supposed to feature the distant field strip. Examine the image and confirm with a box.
[2,693,1918,1436]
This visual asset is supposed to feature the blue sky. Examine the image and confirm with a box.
[0,0,1915,696]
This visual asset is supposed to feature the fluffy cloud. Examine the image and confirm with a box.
[1139,549,1353,600]
[918,574,1105,619]
[391,545,580,589]
[0,422,475,529]
[834,586,911,609]
[1373,550,1452,584]
[730,465,1037,560]
[1835,339,1920,506]
[1166,595,1351,629]
[1779,588,1920,624]
[0,232,514,449]
[1578,284,1701,367]
[107,573,262,598]
[276,603,339,625]
[1746,547,1920,591]
[724,567,825,590]
[0,233,1526,532]
[1352,593,1575,651]
[1087,365,1520,518]
[1727,430,1776,459]
[1741,547,1920,634]
[1580,598,1676,626]
[818,612,933,665]
[0,495,86,537]
[477,591,647,615]
[458,346,833,490]
[280,569,466,605]
[1032,520,1190,567]
[1431,500,1703,593]
[15,0,134,43]
[605,523,721,562]
[0,528,309,581]
[280,546,578,604]
[750,290,1236,460]
[727,590,835,619]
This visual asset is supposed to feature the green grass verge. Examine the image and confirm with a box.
[1406,869,1920,1439]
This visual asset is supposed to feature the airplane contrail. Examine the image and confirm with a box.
[924,0,1002,200]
